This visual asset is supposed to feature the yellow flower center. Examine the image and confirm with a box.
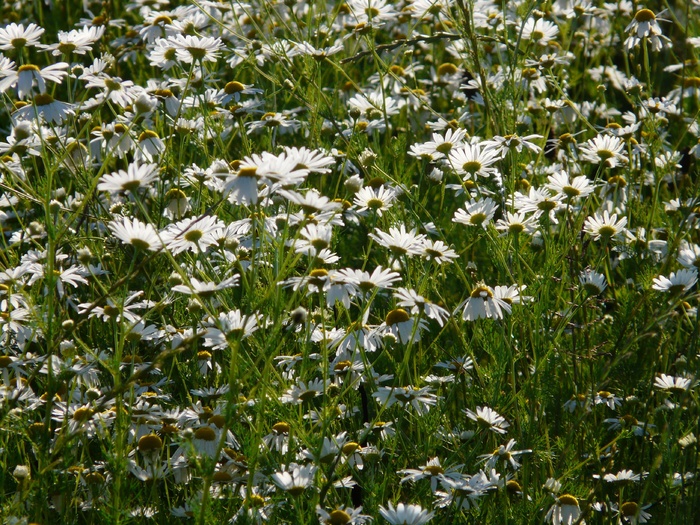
[558,494,579,506]
[327,509,351,525]
[471,285,493,299]
[272,421,290,434]
[385,308,410,326]
[194,426,217,441]
[634,9,656,22]
[138,433,163,452]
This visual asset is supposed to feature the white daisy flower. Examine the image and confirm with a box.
[654,373,695,392]
[447,143,501,179]
[458,283,512,321]
[579,269,607,295]
[465,406,510,434]
[353,185,397,216]
[453,197,498,229]
[271,463,317,495]
[378,502,434,525]
[651,269,697,294]
[98,163,159,193]
[546,494,581,525]
[108,217,163,252]
[583,210,628,242]
[0,23,45,51]
[578,134,628,167]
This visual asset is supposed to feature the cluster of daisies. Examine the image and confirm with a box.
[1,0,699,523]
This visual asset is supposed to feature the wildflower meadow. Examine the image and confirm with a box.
[1,0,700,523]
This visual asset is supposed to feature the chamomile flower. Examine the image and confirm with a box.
[583,210,628,242]
[514,186,565,223]
[271,463,317,495]
[370,224,426,257]
[0,62,69,99]
[374,385,439,415]
[495,211,538,236]
[601,469,644,483]
[281,378,326,404]
[171,276,239,298]
[578,134,628,167]
[202,309,259,348]
[447,143,500,179]
[398,457,464,493]
[458,283,512,321]
[97,163,159,194]
[0,23,45,51]
[413,128,467,160]
[479,439,531,470]
[40,26,105,56]
[317,505,372,525]
[614,501,652,524]
[594,390,622,410]
[484,133,543,157]
[677,242,700,270]
[546,494,582,525]
[134,130,165,162]
[379,502,434,525]
[353,185,397,216]
[652,269,697,294]
[453,197,498,229]
[161,215,224,255]
[380,308,429,344]
[521,18,560,46]
[546,171,595,201]
[654,374,695,392]
[335,266,402,298]
[168,34,223,64]
[603,414,651,436]
[579,269,607,295]
[420,239,459,265]
[465,406,510,434]
[624,8,670,51]
[394,287,450,326]
[108,217,163,252]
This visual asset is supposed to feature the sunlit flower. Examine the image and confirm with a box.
[583,210,628,242]
[161,215,225,255]
[98,163,159,193]
[374,385,439,415]
[0,23,45,51]
[272,463,317,495]
[168,34,223,64]
[652,269,697,294]
[465,406,510,434]
[546,494,582,525]
[579,269,607,295]
[479,439,531,470]
[353,185,397,216]
[448,143,500,179]
[654,373,695,392]
[108,217,163,252]
[624,8,670,51]
[0,62,69,99]
[453,197,498,229]
[578,134,628,167]
[398,457,464,493]
[521,18,560,46]
[458,283,512,321]
[370,224,426,257]
[378,502,434,525]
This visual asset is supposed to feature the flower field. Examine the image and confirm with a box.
[0,0,699,523]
